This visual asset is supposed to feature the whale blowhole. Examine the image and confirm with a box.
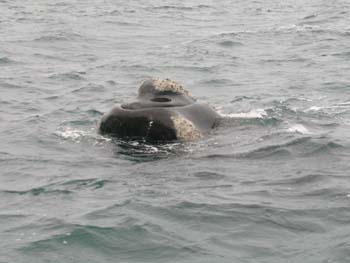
[151,97,171,103]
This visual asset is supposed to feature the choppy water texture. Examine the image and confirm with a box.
[1,0,350,262]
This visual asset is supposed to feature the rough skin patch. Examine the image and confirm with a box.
[148,78,192,97]
[171,116,202,140]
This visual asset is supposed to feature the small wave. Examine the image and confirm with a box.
[34,32,82,42]
[199,137,310,159]
[230,95,258,103]
[214,32,238,38]
[303,14,318,20]
[321,81,350,93]
[201,31,244,48]
[218,40,242,47]
[153,5,194,11]
[332,51,350,60]
[0,57,15,65]
[259,56,308,64]
[105,20,146,27]
[71,83,106,94]
[105,10,121,16]
[193,171,226,180]
[205,136,342,160]
[2,178,109,196]
[33,53,67,61]
[305,141,342,155]
[303,187,350,200]
[20,223,205,259]
[267,174,327,186]
[151,5,212,11]
[49,72,85,81]
[52,2,70,7]
[199,78,233,86]
[60,178,109,190]
[35,35,70,42]
[2,188,72,196]
[86,109,104,117]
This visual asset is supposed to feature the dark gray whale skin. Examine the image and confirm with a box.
[98,79,220,141]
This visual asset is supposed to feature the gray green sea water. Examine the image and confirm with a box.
[1,0,350,262]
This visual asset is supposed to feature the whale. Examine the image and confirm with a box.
[98,78,220,141]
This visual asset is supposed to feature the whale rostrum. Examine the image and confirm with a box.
[98,78,220,141]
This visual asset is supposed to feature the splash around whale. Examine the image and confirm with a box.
[98,78,220,141]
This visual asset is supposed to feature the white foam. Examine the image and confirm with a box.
[55,127,111,144]
[306,103,350,113]
[144,145,159,153]
[275,24,321,33]
[219,108,267,119]
[306,106,322,112]
[287,124,310,134]
[56,128,88,141]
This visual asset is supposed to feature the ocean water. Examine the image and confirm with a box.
[1,0,350,262]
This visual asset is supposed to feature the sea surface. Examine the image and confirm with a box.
[1,0,350,262]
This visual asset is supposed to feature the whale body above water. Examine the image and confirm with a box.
[98,78,220,141]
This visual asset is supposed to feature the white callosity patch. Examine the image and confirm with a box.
[149,78,193,97]
[171,115,202,141]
